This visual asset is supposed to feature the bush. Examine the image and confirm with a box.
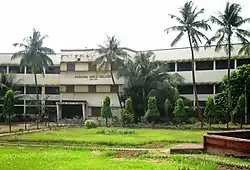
[204,97,216,127]
[101,96,112,126]
[84,120,98,129]
[97,128,135,135]
[173,98,185,125]
[145,97,160,128]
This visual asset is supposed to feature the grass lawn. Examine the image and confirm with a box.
[2,128,208,145]
[0,146,216,170]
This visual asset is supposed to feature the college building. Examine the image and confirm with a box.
[1,44,249,122]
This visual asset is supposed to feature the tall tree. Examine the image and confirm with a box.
[164,1,211,127]
[117,51,183,121]
[3,90,15,133]
[11,29,55,129]
[94,35,128,108]
[208,2,250,125]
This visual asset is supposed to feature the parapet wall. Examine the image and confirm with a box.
[204,130,250,157]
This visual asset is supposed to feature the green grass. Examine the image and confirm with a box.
[1,128,207,145]
[0,146,216,170]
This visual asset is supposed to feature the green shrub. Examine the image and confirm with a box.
[204,97,216,128]
[173,98,185,125]
[101,96,112,126]
[97,128,135,135]
[84,120,98,129]
[232,94,246,128]
[121,97,134,126]
[145,97,160,128]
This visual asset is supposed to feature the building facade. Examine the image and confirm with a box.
[1,44,249,121]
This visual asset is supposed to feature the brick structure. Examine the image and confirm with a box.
[204,130,250,157]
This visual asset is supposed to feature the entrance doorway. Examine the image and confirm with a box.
[62,104,82,119]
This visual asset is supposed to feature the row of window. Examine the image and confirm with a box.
[6,85,119,95]
[2,58,249,74]
[178,84,222,94]
[0,66,60,74]
[167,58,250,72]
[65,85,119,93]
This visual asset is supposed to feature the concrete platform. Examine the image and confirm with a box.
[170,143,204,154]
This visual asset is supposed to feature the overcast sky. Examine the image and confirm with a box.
[0,0,249,53]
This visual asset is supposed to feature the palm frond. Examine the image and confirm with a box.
[164,26,186,34]
[169,14,185,24]
[238,43,250,56]
[210,16,225,26]
[170,31,184,47]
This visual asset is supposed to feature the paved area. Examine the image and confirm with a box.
[170,143,204,154]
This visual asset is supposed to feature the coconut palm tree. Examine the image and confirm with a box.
[208,2,250,126]
[164,1,211,128]
[94,35,128,108]
[117,51,183,121]
[11,29,55,128]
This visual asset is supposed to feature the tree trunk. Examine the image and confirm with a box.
[151,121,155,129]
[33,65,40,129]
[105,117,108,127]
[110,64,123,108]
[228,34,233,127]
[8,113,11,133]
[240,116,243,129]
[187,32,204,128]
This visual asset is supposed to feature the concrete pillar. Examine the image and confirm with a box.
[174,62,177,72]
[56,103,60,125]
[213,84,216,96]
[24,66,27,74]
[82,103,86,120]
[234,59,237,69]
[213,60,216,70]
[6,66,9,74]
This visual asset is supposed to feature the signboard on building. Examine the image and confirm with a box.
[75,75,112,80]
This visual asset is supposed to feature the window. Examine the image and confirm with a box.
[9,66,24,73]
[26,67,43,74]
[215,83,222,93]
[196,61,213,70]
[15,100,24,105]
[168,62,175,72]
[91,107,101,117]
[45,86,60,94]
[88,85,96,92]
[237,59,250,67]
[196,101,206,107]
[26,106,38,114]
[67,63,75,71]
[196,84,213,94]
[216,60,234,69]
[14,106,24,114]
[46,66,60,74]
[178,85,193,94]
[66,85,74,93]
[88,62,96,71]
[45,100,58,105]
[16,86,24,94]
[177,62,192,71]
[26,86,42,94]
[110,85,119,93]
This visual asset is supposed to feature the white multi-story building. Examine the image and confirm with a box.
[1,44,248,122]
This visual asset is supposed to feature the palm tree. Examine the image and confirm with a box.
[117,51,183,120]
[0,72,24,132]
[208,2,250,126]
[164,1,211,128]
[12,29,55,129]
[94,35,128,108]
